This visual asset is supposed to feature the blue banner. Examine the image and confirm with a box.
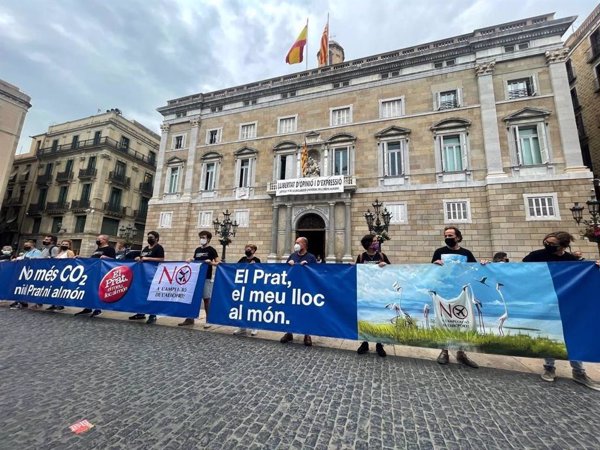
[209,263,358,339]
[0,258,207,318]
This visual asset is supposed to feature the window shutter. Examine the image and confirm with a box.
[460,133,468,170]
[382,142,389,176]
[538,123,549,163]
[513,127,522,166]
[433,136,442,173]
[435,92,440,110]
[457,88,463,107]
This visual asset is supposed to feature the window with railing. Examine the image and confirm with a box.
[436,89,460,110]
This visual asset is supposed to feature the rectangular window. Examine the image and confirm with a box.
[81,184,91,202]
[87,156,96,170]
[51,140,59,152]
[207,129,222,144]
[385,141,403,176]
[278,116,297,134]
[75,216,87,233]
[438,90,459,110]
[524,194,560,220]
[139,196,149,215]
[441,135,463,172]
[444,200,471,223]
[32,217,41,235]
[516,126,542,166]
[508,77,535,99]
[385,203,408,224]
[58,186,68,204]
[109,188,122,208]
[278,154,295,180]
[380,99,403,118]
[238,159,250,188]
[333,147,349,176]
[149,151,156,164]
[45,163,53,176]
[168,167,180,193]
[51,217,63,234]
[120,136,130,150]
[100,217,120,236]
[159,212,173,228]
[38,188,48,206]
[330,107,352,126]
[71,135,79,149]
[93,131,102,145]
[234,209,250,228]
[240,123,257,140]
[65,159,74,174]
[174,135,184,149]
[203,163,216,191]
[197,211,213,228]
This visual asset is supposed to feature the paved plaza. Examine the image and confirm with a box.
[2,306,600,450]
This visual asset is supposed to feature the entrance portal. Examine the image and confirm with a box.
[296,213,326,262]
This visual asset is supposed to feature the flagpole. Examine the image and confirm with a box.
[327,13,330,65]
[305,18,309,70]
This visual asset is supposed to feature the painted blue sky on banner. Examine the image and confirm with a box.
[357,263,564,342]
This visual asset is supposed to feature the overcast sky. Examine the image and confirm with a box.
[1,0,598,153]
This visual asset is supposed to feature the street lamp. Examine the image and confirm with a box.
[570,200,600,258]
[213,209,238,262]
[363,198,392,244]
[118,225,137,247]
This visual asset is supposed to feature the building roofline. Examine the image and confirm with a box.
[566,4,600,47]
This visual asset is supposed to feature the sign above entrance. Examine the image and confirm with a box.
[275,176,344,196]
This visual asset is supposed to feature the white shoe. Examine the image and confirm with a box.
[250,329,258,336]
[233,328,247,335]
[203,323,212,329]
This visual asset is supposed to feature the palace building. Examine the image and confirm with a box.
[149,13,594,262]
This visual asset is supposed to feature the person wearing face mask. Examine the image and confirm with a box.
[280,236,317,346]
[523,231,600,390]
[492,252,509,263]
[75,234,116,317]
[233,244,261,336]
[0,245,14,261]
[46,240,75,311]
[128,231,165,325]
[40,235,59,259]
[179,231,219,327]
[356,234,391,357]
[10,241,42,309]
[431,226,479,368]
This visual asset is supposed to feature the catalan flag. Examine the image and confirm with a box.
[301,142,309,176]
[286,24,308,65]
[318,22,329,66]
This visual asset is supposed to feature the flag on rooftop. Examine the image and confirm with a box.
[286,23,308,65]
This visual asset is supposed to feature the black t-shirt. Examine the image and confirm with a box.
[91,246,116,259]
[141,244,165,259]
[522,249,579,262]
[431,246,476,263]
[193,246,219,279]
[356,252,391,265]
[237,256,261,263]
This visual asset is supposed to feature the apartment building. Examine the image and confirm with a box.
[148,13,595,262]
[1,110,159,255]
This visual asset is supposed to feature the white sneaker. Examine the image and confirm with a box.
[233,328,247,335]
[203,323,212,329]
[250,329,258,336]
[541,369,556,382]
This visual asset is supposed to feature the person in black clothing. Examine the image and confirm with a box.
[75,234,116,317]
[431,226,478,368]
[179,230,219,327]
[129,231,165,324]
[233,244,261,336]
[523,231,599,390]
[356,234,390,357]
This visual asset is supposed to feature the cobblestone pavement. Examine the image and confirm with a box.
[2,307,600,450]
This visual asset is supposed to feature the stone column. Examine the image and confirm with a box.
[546,48,588,172]
[152,123,170,200]
[268,203,280,262]
[326,201,336,262]
[183,118,200,198]
[475,61,506,179]
[342,200,353,263]
[284,204,293,261]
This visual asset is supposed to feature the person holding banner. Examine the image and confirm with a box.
[179,230,219,327]
[356,234,390,357]
[46,240,75,311]
[432,226,479,368]
[523,231,600,390]
[130,231,165,325]
[233,244,261,336]
[74,234,116,317]
[10,240,42,309]
[280,237,317,346]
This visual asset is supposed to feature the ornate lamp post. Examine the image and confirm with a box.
[570,200,600,258]
[118,225,137,247]
[213,209,239,262]
[364,198,392,245]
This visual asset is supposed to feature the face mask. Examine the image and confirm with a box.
[445,237,457,247]
[369,242,380,252]
[24,246,32,251]
[543,242,559,253]
[2,251,11,256]
[199,238,207,246]
[293,244,301,252]
[43,241,50,246]
[60,245,69,251]
[148,237,156,245]
[96,240,101,246]
[245,249,253,257]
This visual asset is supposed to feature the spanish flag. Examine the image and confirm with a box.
[301,141,309,176]
[318,22,329,66]
[286,24,308,65]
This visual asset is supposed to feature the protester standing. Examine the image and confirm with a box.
[75,234,116,317]
[9,240,42,309]
[179,231,219,328]
[233,244,261,336]
[523,231,600,390]
[431,226,479,368]
[46,239,75,311]
[280,237,317,346]
[355,234,390,357]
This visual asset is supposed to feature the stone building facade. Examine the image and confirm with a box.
[1,110,159,255]
[149,13,595,262]
[566,3,600,197]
